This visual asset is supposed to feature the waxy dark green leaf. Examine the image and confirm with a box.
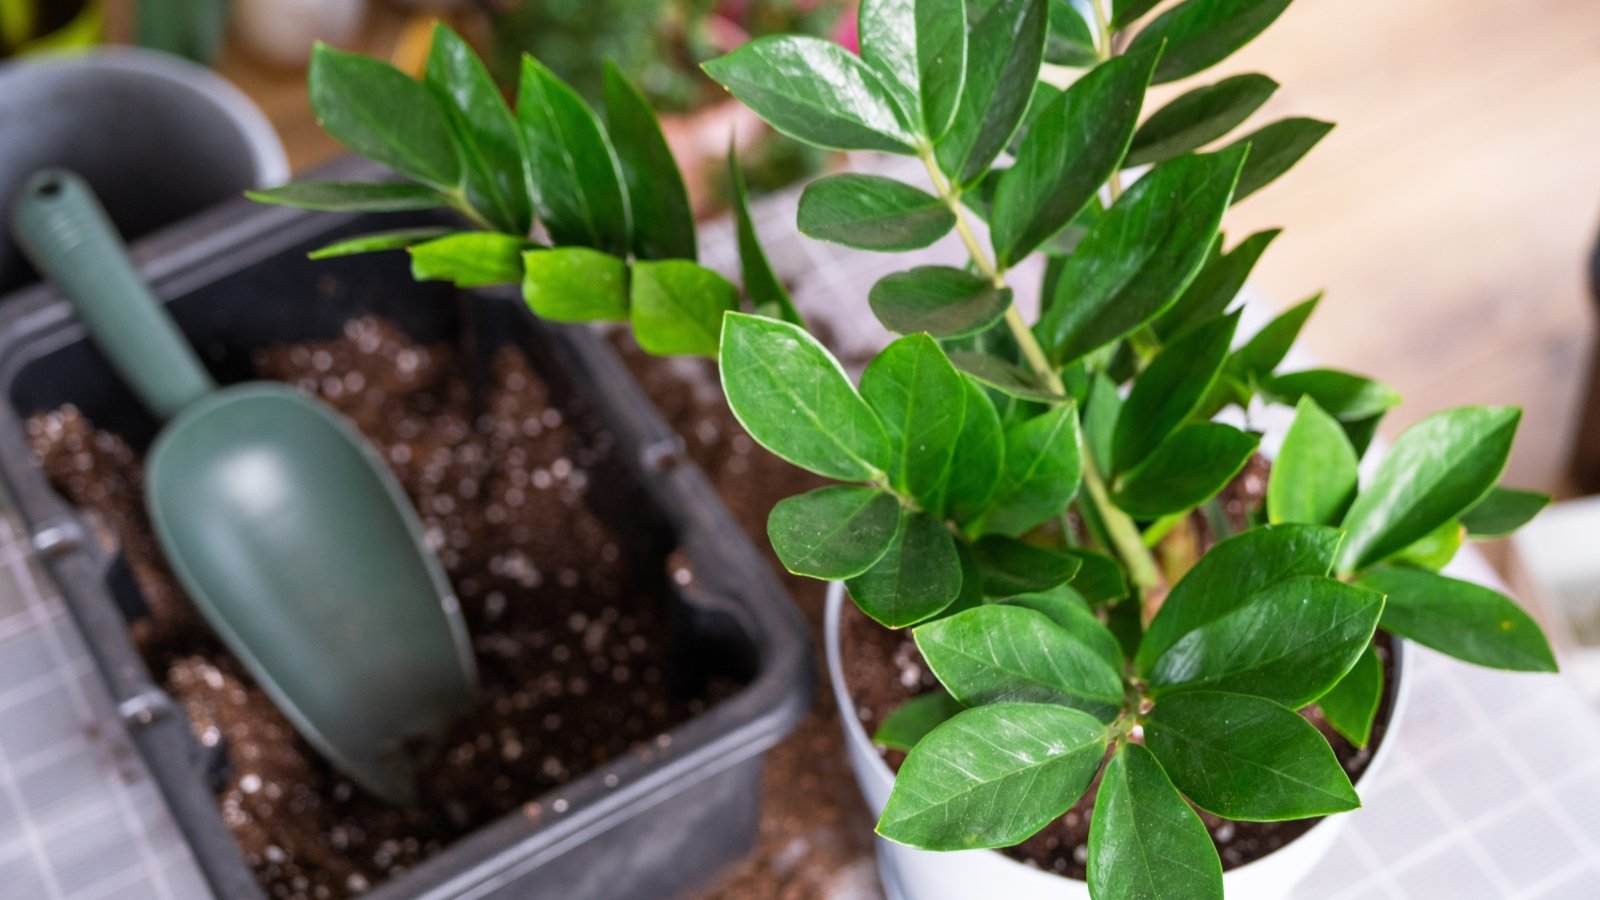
[409,232,527,287]
[1112,0,1165,28]
[424,25,532,234]
[1037,147,1247,366]
[1126,73,1278,168]
[1269,396,1360,527]
[1264,369,1401,423]
[1127,0,1296,85]
[1316,643,1382,748]
[307,227,452,260]
[720,313,891,481]
[878,702,1107,849]
[1066,548,1130,605]
[916,605,1123,717]
[991,49,1157,266]
[703,36,915,153]
[1363,568,1557,672]
[247,181,448,212]
[858,0,969,138]
[1155,229,1279,339]
[631,260,738,357]
[604,62,697,261]
[521,247,628,322]
[932,378,1006,522]
[727,146,803,326]
[1113,311,1240,474]
[946,351,1065,403]
[1338,406,1521,573]
[985,404,1085,537]
[1138,524,1341,669]
[1461,486,1550,538]
[862,334,967,503]
[1145,690,1359,821]
[848,509,964,627]
[1000,587,1124,670]
[768,486,902,579]
[518,57,630,254]
[970,536,1083,595]
[874,689,965,752]
[1225,117,1334,202]
[1089,743,1224,900]
[935,0,1050,186]
[1149,576,1384,707]
[871,268,1012,339]
[1113,422,1258,518]
[1045,0,1099,68]
[309,44,460,189]
[1083,372,1123,473]
[1230,292,1319,382]
[799,174,955,252]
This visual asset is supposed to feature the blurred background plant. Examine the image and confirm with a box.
[0,0,102,58]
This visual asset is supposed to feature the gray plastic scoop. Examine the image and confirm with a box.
[11,170,477,806]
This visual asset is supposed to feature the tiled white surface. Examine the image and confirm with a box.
[1,167,1596,898]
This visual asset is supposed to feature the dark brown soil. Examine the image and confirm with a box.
[28,317,736,899]
[838,476,1401,885]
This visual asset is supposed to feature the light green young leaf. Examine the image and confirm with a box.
[1362,568,1557,672]
[1461,486,1551,538]
[1145,690,1359,820]
[307,227,453,260]
[720,313,891,480]
[424,24,533,234]
[874,689,966,752]
[848,509,964,627]
[1089,743,1224,900]
[985,404,1085,537]
[1269,396,1360,526]
[1112,422,1259,518]
[1125,73,1278,168]
[862,334,967,503]
[308,44,460,190]
[870,267,1012,338]
[1113,311,1240,474]
[727,145,803,326]
[970,536,1084,596]
[604,62,697,261]
[799,174,956,252]
[1338,406,1521,573]
[768,485,903,579]
[631,260,738,357]
[934,0,1051,186]
[1224,117,1334,202]
[858,0,969,139]
[521,246,628,322]
[247,181,448,212]
[1316,642,1382,748]
[1127,0,1296,85]
[1391,519,1465,572]
[703,36,916,153]
[877,702,1108,849]
[518,56,630,254]
[409,232,528,287]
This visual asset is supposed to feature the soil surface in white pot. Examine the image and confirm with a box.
[28,316,743,899]
[838,462,1401,881]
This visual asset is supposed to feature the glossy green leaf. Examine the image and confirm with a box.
[1269,397,1360,527]
[870,267,1012,339]
[1149,576,1384,707]
[970,536,1084,595]
[1089,742,1224,900]
[1225,117,1334,202]
[878,702,1108,849]
[1112,0,1165,28]
[991,49,1157,266]
[1045,0,1100,68]
[946,351,1065,403]
[1082,372,1122,473]
[1113,311,1240,474]
[1391,519,1465,572]
[799,174,956,251]
[408,232,527,287]
[933,379,1006,523]
[1363,568,1557,672]
[1338,406,1521,573]
[1138,524,1341,669]
[1264,369,1401,422]
[1145,690,1359,820]
[521,247,628,323]
[916,605,1123,718]
[720,313,891,480]
[768,485,903,579]
[1127,0,1296,85]
[1126,73,1278,168]
[1113,423,1258,518]
[307,227,453,260]
[308,44,460,189]
[858,0,969,138]
[1317,643,1382,748]
[604,62,696,261]
[848,509,964,627]
[631,260,738,357]
[1231,292,1320,382]
[1461,486,1551,538]
[1037,148,1247,366]
[934,0,1050,186]
[862,334,967,502]
[727,146,803,326]
[1066,548,1131,605]
[1000,587,1124,670]
[985,404,1085,537]
[947,541,987,617]
[518,56,630,254]
[247,181,448,212]
[703,36,916,153]
[424,24,532,234]
[874,689,965,752]
[1155,229,1279,339]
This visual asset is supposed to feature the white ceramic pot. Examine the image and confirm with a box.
[824,581,1411,900]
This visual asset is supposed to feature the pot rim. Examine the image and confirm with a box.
[823,579,1413,887]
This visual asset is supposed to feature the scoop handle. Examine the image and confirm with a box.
[10,169,215,421]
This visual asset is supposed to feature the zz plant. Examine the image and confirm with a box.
[258,5,1558,897]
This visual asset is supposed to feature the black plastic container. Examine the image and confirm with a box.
[0,198,813,899]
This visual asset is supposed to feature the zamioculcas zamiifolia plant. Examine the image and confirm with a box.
[255,6,1558,897]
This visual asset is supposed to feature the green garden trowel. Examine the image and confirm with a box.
[11,169,477,806]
